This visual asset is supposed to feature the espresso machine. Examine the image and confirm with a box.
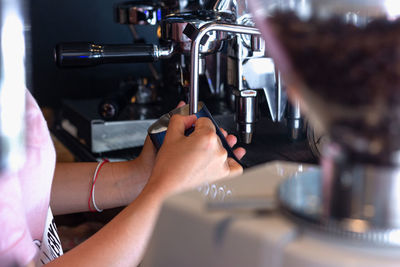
[140,0,400,266]
[160,0,301,144]
[55,0,311,159]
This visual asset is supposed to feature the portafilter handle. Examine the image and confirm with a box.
[55,42,173,67]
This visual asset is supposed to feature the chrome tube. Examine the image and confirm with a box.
[55,43,174,67]
[286,98,304,141]
[189,23,260,114]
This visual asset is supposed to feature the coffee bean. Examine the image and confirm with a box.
[268,11,400,164]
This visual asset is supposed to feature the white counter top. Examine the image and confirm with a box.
[142,161,400,267]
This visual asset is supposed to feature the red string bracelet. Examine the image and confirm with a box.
[88,159,109,212]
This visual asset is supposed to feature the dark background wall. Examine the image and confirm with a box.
[30,1,158,108]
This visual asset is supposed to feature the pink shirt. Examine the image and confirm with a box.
[0,90,58,266]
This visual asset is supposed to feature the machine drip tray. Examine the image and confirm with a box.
[279,170,400,247]
[59,98,167,154]
[54,98,239,160]
[53,98,316,166]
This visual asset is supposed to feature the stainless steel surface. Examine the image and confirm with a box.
[234,89,258,144]
[60,97,167,153]
[322,143,400,228]
[116,2,161,25]
[163,0,206,12]
[0,0,29,171]
[274,70,285,122]
[153,44,174,59]
[177,0,303,143]
[286,98,304,141]
[235,57,287,122]
[91,119,156,153]
[207,0,253,22]
[279,167,400,247]
[161,11,233,54]
[207,0,293,143]
[189,22,261,114]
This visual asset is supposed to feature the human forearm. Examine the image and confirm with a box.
[45,115,245,267]
[50,160,148,215]
[46,181,166,267]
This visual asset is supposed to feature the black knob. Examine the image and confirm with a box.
[98,88,135,120]
[183,23,209,45]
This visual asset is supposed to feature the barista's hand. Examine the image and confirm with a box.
[220,127,246,164]
[146,114,245,198]
[135,101,245,180]
[135,101,186,180]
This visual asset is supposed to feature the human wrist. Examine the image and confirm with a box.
[104,159,149,207]
[134,154,153,183]
[142,173,176,202]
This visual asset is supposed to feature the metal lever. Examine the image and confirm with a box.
[55,42,173,67]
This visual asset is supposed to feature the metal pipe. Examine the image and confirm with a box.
[216,51,221,95]
[287,98,304,141]
[275,68,283,122]
[189,23,260,114]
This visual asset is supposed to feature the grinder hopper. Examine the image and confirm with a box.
[248,0,400,239]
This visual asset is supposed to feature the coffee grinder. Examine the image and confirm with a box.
[249,0,400,245]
